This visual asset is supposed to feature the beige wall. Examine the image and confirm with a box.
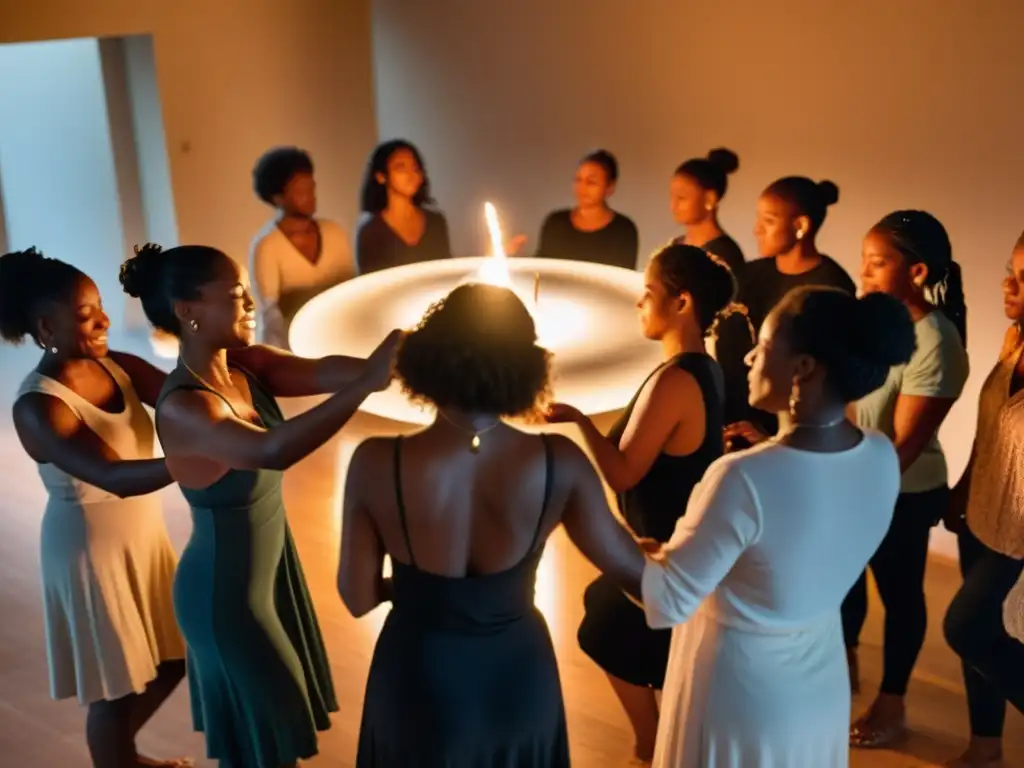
[0,0,377,272]
[373,0,1024,557]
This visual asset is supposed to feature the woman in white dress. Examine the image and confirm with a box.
[644,286,914,767]
[1,248,189,768]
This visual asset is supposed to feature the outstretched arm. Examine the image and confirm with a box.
[13,394,171,498]
[558,436,646,598]
[642,459,760,629]
[338,439,391,617]
[228,344,366,398]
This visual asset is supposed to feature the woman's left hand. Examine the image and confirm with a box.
[637,537,664,561]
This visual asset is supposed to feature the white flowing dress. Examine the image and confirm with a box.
[642,432,900,767]
[18,357,184,704]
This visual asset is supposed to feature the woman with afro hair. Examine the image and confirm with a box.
[249,146,355,349]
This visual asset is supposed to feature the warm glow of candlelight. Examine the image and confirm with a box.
[477,201,512,286]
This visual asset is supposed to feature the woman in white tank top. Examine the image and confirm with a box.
[1,248,191,768]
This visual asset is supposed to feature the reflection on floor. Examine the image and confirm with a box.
[0,341,1020,767]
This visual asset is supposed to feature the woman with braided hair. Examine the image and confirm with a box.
[843,210,970,749]
[545,243,735,764]
[1,248,190,768]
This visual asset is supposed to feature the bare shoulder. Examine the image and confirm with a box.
[653,364,699,395]
[13,390,78,433]
[350,435,395,467]
[543,432,595,480]
[157,379,232,425]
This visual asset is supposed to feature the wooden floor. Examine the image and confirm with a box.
[0,339,1021,767]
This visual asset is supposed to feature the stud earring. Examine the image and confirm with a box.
[795,229,805,241]
[49,346,58,355]
[189,319,199,333]
[789,381,801,419]
[705,203,714,212]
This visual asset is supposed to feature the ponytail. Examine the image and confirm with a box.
[929,260,967,348]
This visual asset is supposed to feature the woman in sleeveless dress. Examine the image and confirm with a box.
[545,243,736,764]
[338,282,648,767]
[118,243,401,768]
[643,286,915,767]
[1,248,190,768]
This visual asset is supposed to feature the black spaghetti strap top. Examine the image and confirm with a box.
[387,434,554,634]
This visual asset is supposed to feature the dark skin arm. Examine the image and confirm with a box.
[108,350,168,408]
[13,394,171,498]
[337,438,392,617]
[159,330,401,473]
[557,436,646,599]
[892,394,957,474]
[227,344,365,398]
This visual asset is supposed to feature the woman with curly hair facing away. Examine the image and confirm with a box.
[670,148,745,274]
[2,248,189,768]
[545,244,734,763]
[119,243,400,768]
[643,286,914,767]
[355,139,452,275]
[338,282,648,767]
[841,211,969,749]
[249,146,355,349]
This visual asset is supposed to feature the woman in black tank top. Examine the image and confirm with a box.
[545,243,736,763]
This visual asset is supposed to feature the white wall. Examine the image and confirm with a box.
[0,38,127,327]
[372,0,1024,558]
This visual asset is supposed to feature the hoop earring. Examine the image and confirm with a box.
[189,319,200,333]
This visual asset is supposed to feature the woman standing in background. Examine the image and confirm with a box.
[250,146,355,349]
[718,176,853,431]
[944,230,1024,768]
[533,149,639,270]
[355,139,452,275]
[843,210,969,749]
[670,148,745,274]
[2,248,189,768]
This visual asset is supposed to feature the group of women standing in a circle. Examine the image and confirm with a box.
[3,133,1024,768]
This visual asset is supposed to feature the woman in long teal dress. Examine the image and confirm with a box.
[119,243,401,768]
[338,283,648,767]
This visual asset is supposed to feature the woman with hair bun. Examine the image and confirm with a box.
[718,176,854,433]
[842,210,970,749]
[643,286,913,767]
[338,282,647,767]
[2,248,189,767]
[119,242,401,768]
[545,243,734,763]
[533,149,640,270]
[670,147,745,273]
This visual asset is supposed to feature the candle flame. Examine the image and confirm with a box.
[478,201,511,286]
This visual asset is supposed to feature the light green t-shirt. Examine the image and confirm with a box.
[855,311,969,493]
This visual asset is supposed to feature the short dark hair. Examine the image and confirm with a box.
[359,139,434,214]
[0,247,86,345]
[119,243,230,336]
[763,176,839,235]
[252,147,314,204]
[580,149,619,184]
[674,147,740,199]
[395,283,551,417]
[871,209,967,346]
[652,243,736,334]
[775,286,915,403]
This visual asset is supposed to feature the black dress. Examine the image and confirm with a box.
[354,208,452,275]
[534,209,639,270]
[577,353,724,689]
[673,233,746,276]
[357,435,570,767]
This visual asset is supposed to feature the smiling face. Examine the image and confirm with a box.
[39,275,110,359]
[573,161,614,209]
[181,256,257,349]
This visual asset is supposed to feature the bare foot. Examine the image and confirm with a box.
[850,693,907,748]
[945,737,1004,766]
[136,756,195,767]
